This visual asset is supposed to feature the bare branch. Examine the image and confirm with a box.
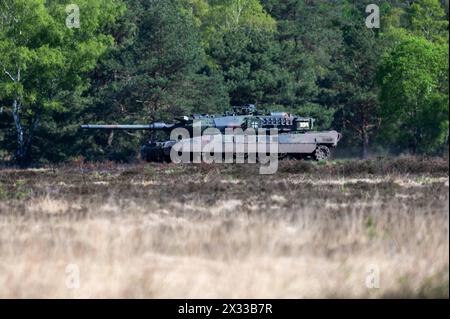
[3,68,16,82]
[0,59,17,82]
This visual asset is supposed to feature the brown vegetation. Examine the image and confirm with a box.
[0,158,448,298]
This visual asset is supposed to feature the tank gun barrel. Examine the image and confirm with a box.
[81,123,175,130]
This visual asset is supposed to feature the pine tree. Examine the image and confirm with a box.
[261,0,344,128]
[208,26,290,109]
[83,0,229,161]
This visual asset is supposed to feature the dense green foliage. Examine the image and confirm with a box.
[0,0,124,165]
[378,33,448,153]
[0,0,448,165]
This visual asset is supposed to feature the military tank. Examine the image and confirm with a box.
[81,104,341,162]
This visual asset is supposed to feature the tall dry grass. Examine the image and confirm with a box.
[0,160,448,298]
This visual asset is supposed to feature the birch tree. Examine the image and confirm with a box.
[0,0,123,166]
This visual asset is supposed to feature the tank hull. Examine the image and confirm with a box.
[141,131,341,162]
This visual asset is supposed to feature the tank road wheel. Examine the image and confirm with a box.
[141,147,167,163]
[314,145,331,161]
[234,152,249,163]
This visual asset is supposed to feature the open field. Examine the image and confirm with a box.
[0,157,448,298]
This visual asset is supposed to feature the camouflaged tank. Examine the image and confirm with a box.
[81,104,341,162]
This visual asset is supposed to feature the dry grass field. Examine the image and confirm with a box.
[0,157,448,298]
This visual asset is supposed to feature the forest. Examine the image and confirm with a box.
[0,0,449,166]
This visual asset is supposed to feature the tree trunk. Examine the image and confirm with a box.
[361,126,369,159]
[12,99,40,168]
[12,99,26,167]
